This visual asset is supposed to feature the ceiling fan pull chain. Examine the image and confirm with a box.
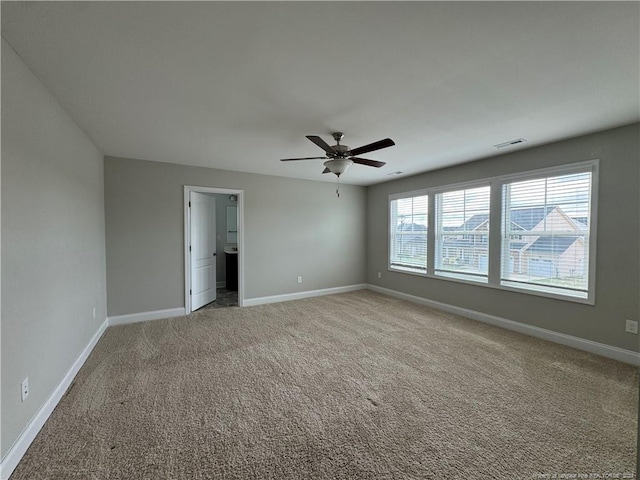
[336,176,340,198]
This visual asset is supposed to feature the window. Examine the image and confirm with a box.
[387,160,597,304]
[501,170,592,299]
[390,194,428,273]
[435,185,491,282]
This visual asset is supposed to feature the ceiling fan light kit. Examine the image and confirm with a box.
[323,158,353,177]
[280,132,396,196]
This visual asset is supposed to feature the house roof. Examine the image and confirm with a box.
[572,217,589,230]
[459,206,557,231]
[509,206,557,230]
[444,205,584,256]
[526,236,580,255]
[461,214,489,231]
[398,223,427,232]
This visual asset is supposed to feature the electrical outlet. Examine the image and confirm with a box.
[625,319,638,334]
[297,276,303,284]
[377,271,382,278]
[21,378,29,402]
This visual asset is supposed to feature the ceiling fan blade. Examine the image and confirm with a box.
[306,135,336,155]
[351,157,386,168]
[280,157,327,162]
[322,167,331,174]
[348,138,395,156]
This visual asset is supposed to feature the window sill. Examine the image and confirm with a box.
[389,265,426,276]
[388,266,594,305]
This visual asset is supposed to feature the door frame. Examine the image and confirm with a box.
[184,185,244,313]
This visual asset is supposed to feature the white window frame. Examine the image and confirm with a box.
[387,160,598,305]
[389,189,430,275]
[497,161,598,303]
[433,182,491,283]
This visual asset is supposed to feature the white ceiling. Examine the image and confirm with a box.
[2,2,638,186]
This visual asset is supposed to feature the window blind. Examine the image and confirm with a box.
[501,171,592,298]
[435,186,491,282]
[390,195,428,273]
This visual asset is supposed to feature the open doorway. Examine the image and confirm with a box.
[184,185,244,313]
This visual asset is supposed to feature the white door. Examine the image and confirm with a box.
[190,192,216,310]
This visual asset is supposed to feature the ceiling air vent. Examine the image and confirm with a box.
[494,138,527,149]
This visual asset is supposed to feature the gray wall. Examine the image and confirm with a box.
[367,123,639,352]
[104,157,367,316]
[1,39,107,458]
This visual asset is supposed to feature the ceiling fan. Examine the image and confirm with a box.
[281,132,395,178]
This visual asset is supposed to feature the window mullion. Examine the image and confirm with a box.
[427,192,435,275]
[389,200,396,266]
[488,180,502,286]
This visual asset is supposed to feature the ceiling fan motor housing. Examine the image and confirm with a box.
[331,144,350,156]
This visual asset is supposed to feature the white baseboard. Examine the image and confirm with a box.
[243,284,368,307]
[367,284,640,366]
[107,307,186,326]
[0,319,109,480]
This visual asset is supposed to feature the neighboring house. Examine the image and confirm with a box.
[441,217,489,269]
[522,236,586,278]
[508,206,587,279]
[441,206,587,279]
[396,222,427,258]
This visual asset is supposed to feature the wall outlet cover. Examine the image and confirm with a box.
[21,377,29,402]
[625,319,638,334]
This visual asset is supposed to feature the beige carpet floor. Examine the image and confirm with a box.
[10,290,638,479]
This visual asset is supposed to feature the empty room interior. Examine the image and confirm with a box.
[1,2,639,479]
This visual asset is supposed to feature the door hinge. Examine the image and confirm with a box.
[189,245,191,252]
[190,289,192,295]
[188,201,191,207]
